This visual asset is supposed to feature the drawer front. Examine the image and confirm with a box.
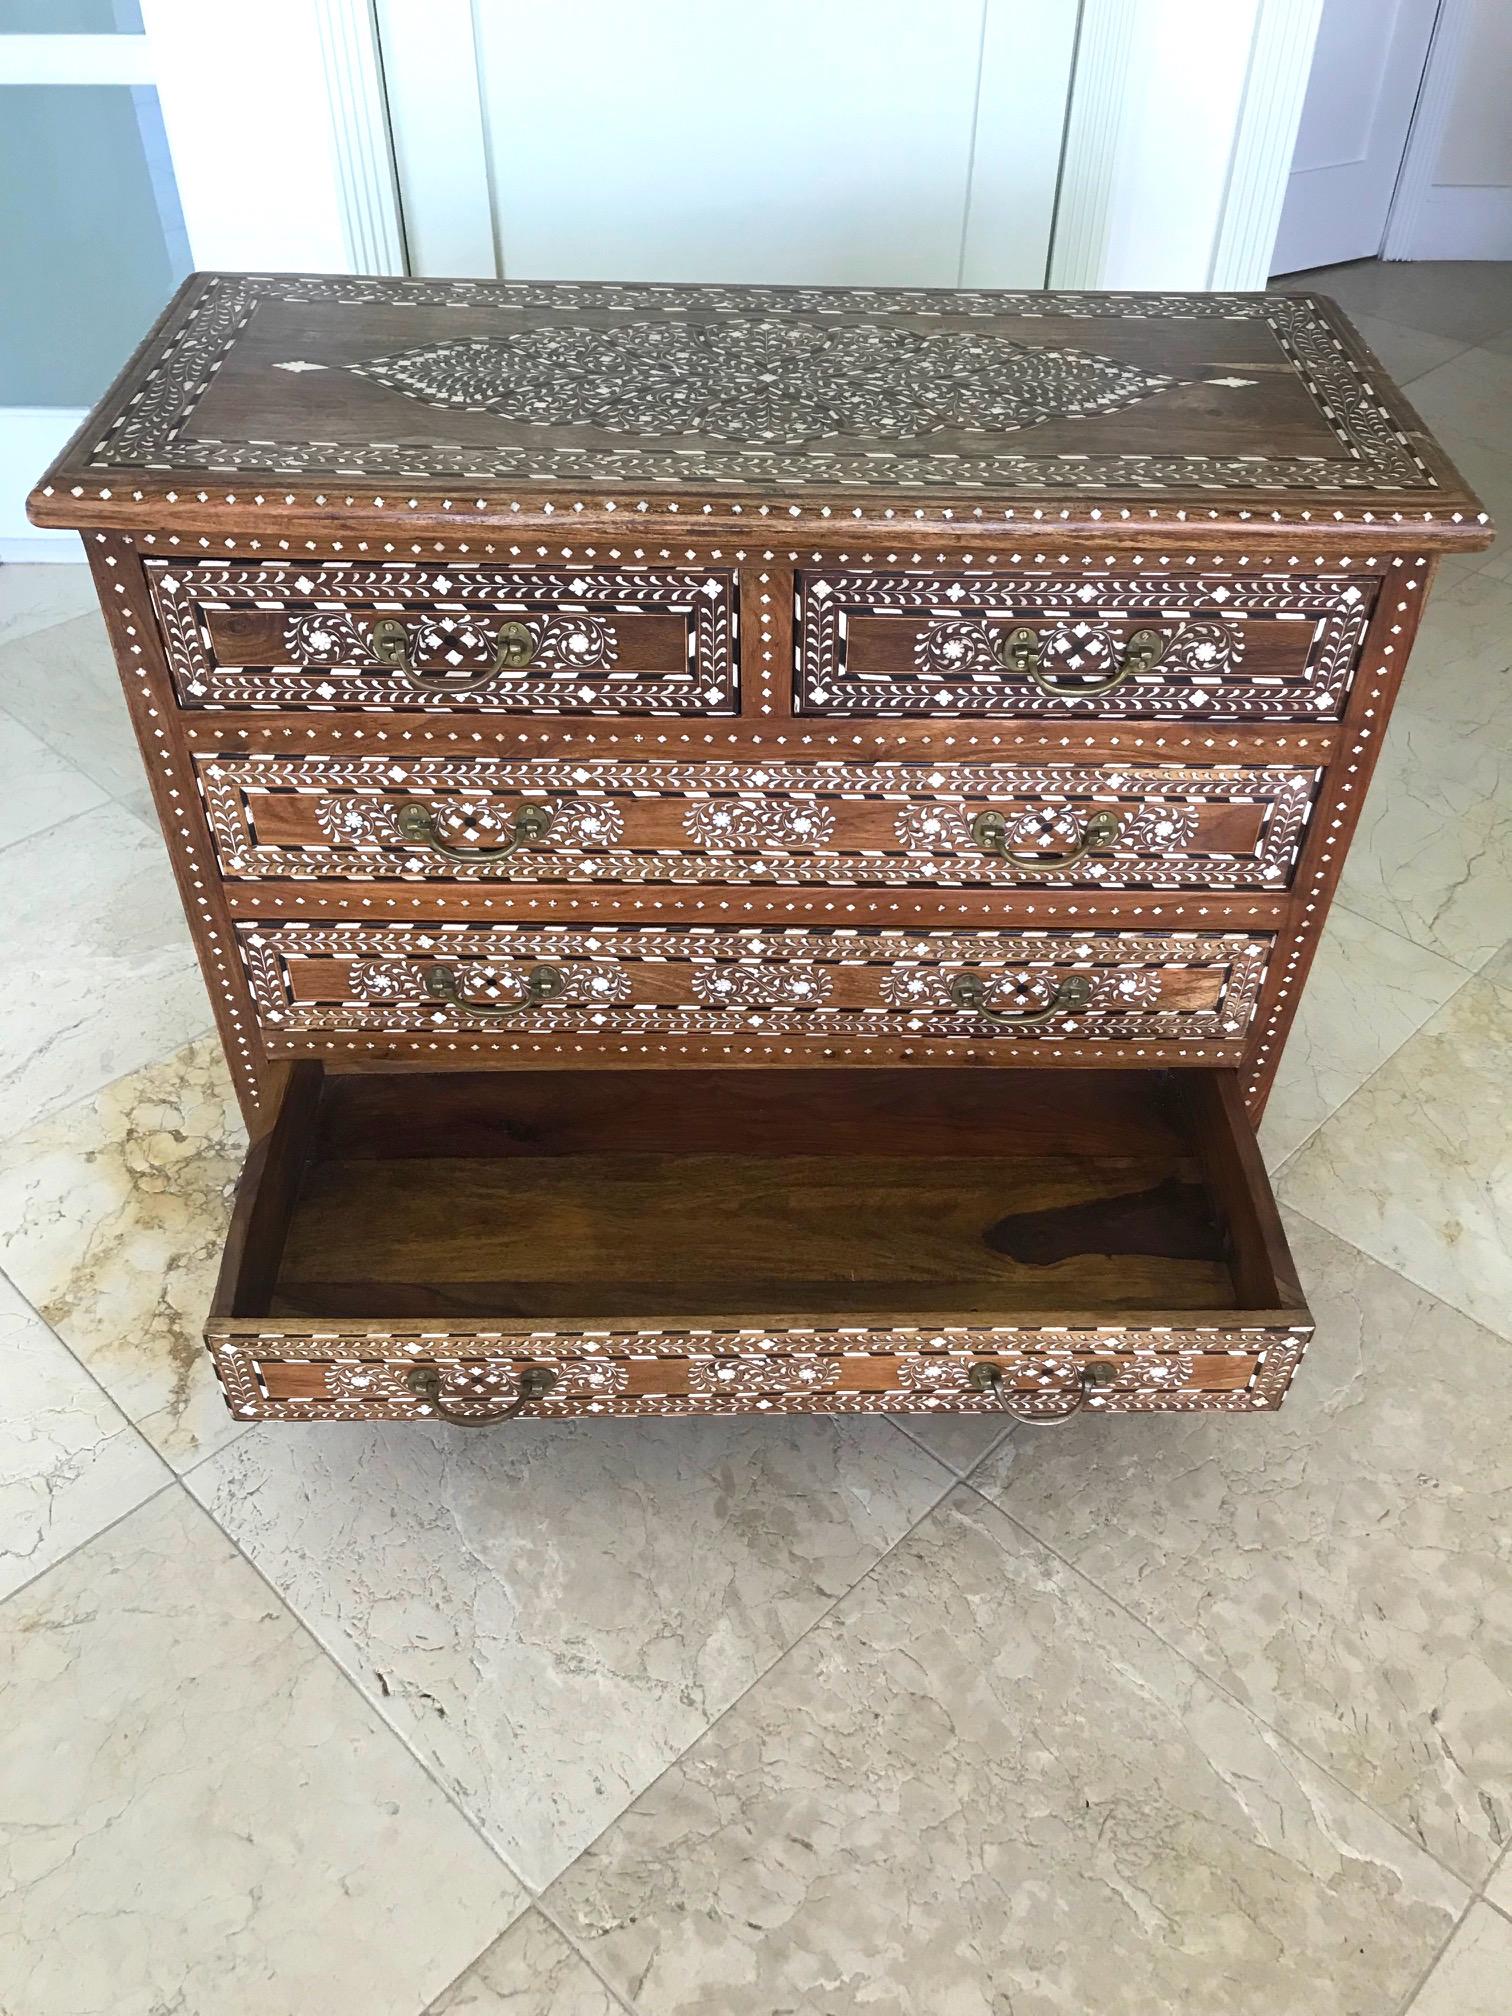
[199,754,1315,893]
[797,569,1373,720]
[211,1324,1311,1422]
[147,560,738,714]
[236,922,1271,1050]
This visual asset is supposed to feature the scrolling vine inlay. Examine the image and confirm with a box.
[70,275,1444,494]
[303,324,1197,443]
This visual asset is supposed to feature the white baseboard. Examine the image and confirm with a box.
[1,534,85,563]
[1389,186,1512,261]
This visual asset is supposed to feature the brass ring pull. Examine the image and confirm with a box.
[408,1363,559,1424]
[424,962,567,1018]
[971,807,1121,868]
[947,972,1092,1026]
[996,625,1165,698]
[370,617,536,686]
[966,1360,1114,1422]
[395,799,555,862]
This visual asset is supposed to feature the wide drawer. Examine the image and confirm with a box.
[235,921,1272,1056]
[146,559,738,714]
[207,1065,1312,1421]
[797,568,1373,720]
[199,752,1316,893]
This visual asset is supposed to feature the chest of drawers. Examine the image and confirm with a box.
[32,275,1488,1428]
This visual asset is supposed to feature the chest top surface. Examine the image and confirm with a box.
[32,272,1487,546]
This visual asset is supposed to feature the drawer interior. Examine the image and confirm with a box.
[214,1066,1306,1329]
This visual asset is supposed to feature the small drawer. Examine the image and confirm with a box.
[146,559,738,715]
[235,920,1272,1057]
[207,1064,1312,1420]
[797,568,1374,720]
[198,753,1316,893]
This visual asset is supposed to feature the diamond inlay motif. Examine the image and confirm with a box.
[343,321,1187,444]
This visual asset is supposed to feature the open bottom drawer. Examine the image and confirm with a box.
[208,1066,1312,1423]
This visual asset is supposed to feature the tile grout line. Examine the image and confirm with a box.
[192,1473,541,1900]
[0,1251,172,1477]
[953,1472,1491,1900]
[188,1423,962,1918]
[0,1473,181,1609]
[1281,1189,1512,1354]
[1391,1892,1477,2016]
[514,1434,968,1908]
[0,1018,219,1155]
[1266,950,1481,1180]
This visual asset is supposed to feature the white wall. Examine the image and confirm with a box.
[1387,0,1512,259]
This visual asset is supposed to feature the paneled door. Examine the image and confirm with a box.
[375,0,1080,287]
[1270,0,1438,273]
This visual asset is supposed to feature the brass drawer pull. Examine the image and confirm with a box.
[395,799,554,861]
[370,616,536,684]
[947,972,1092,1026]
[997,625,1166,697]
[408,1363,558,1424]
[967,1359,1114,1422]
[424,962,567,1017]
[971,807,1121,868]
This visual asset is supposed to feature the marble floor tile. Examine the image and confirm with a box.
[1337,704,1512,973]
[0,799,206,1137]
[1408,346,1512,463]
[1280,979,1512,1343]
[888,1411,1012,1476]
[0,605,153,819]
[0,1037,247,1470]
[1429,435,1512,583]
[1407,1904,1512,2016]
[1486,1842,1512,1913]
[1258,903,1466,1169]
[0,560,98,648]
[974,1216,1512,1885]
[190,1415,952,1889]
[0,1269,168,1601]
[546,1486,1467,2016]
[0,714,107,848]
[0,1488,522,2016]
[1349,311,1471,387]
[1272,260,1512,344]
[429,1911,622,2016]
[1398,565,1512,752]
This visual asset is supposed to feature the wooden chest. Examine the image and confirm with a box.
[31,275,1488,1428]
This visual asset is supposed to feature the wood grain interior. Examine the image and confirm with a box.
[223,1064,1299,1325]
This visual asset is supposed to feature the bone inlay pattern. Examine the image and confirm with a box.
[799,570,1373,718]
[209,1325,1311,1421]
[39,273,1483,1431]
[194,754,1315,891]
[340,322,1189,441]
[234,921,1271,1047]
[80,275,1437,494]
[145,559,738,714]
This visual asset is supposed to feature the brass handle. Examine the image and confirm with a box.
[369,616,536,686]
[996,625,1165,697]
[947,972,1092,1026]
[966,1360,1114,1422]
[408,1363,558,1424]
[395,799,554,862]
[971,807,1121,868]
[424,962,567,1018]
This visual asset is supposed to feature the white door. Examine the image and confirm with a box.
[1271,0,1438,273]
[376,0,1079,288]
[0,2,192,555]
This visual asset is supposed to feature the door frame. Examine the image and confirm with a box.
[3,0,405,559]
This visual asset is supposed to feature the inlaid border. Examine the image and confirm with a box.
[208,1322,1312,1420]
[85,275,1435,495]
